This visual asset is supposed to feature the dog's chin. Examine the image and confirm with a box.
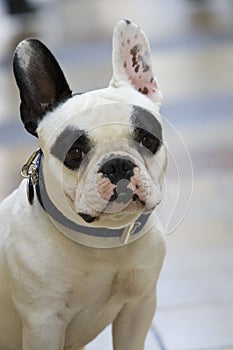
[78,199,157,227]
[78,211,141,228]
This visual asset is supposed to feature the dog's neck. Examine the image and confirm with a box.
[21,149,151,248]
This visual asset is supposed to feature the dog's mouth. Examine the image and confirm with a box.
[75,164,160,225]
[78,199,157,224]
[78,200,144,224]
[78,212,97,223]
[78,182,153,224]
[108,178,145,204]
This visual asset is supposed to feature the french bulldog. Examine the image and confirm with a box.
[0,20,167,350]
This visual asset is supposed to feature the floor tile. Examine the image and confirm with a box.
[154,303,233,350]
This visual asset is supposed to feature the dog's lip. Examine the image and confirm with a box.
[78,212,97,223]
[77,191,161,223]
[109,188,137,204]
[103,194,145,214]
[77,196,144,223]
[77,199,160,224]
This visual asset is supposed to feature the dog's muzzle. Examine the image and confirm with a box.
[99,157,135,184]
[98,157,137,204]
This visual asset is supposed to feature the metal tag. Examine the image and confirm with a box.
[21,148,41,206]
[27,177,34,205]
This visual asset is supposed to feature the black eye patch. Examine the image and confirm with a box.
[131,105,162,155]
[51,126,92,170]
[133,127,161,154]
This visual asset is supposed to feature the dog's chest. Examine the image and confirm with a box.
[6,194,158,312]
[62,254,155,347]
[62,251,154,311]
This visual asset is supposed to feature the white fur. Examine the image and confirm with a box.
[16,40,32,69]
[0,186,166,349]
[38,92,165,229]
[0,20,167,350]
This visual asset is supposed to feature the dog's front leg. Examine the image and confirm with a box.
[112,291,156,350]
[22,314,66,350]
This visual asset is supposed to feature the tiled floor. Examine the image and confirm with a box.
[0,1,233,349]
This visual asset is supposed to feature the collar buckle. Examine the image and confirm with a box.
[120,221,142,244]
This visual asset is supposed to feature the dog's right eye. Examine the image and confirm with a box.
[67,148,84,161]
[65,147,85,170]
[51,128,92,170]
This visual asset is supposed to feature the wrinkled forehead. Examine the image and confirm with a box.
[38,89,162,150]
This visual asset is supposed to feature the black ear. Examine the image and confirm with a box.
[13,39,72,137]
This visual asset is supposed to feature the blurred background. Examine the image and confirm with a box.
[0,0,233,349]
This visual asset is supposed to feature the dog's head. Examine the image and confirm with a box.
[13,20,167,229]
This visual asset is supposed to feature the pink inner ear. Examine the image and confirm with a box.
[124,43,158,98]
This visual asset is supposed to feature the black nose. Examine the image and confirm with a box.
[99,158,135,184]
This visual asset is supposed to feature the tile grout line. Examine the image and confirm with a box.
[150,324,167,350]
[187,346,233,350]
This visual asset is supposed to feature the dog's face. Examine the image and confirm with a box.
[13,20,167,228]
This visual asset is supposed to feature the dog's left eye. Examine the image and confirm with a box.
[134,128,161,154]
[141,135,156,149]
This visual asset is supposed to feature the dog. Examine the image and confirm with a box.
[0,20,167,350]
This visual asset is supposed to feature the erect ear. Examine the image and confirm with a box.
[13,39,72,137]
[110,20,162,104]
